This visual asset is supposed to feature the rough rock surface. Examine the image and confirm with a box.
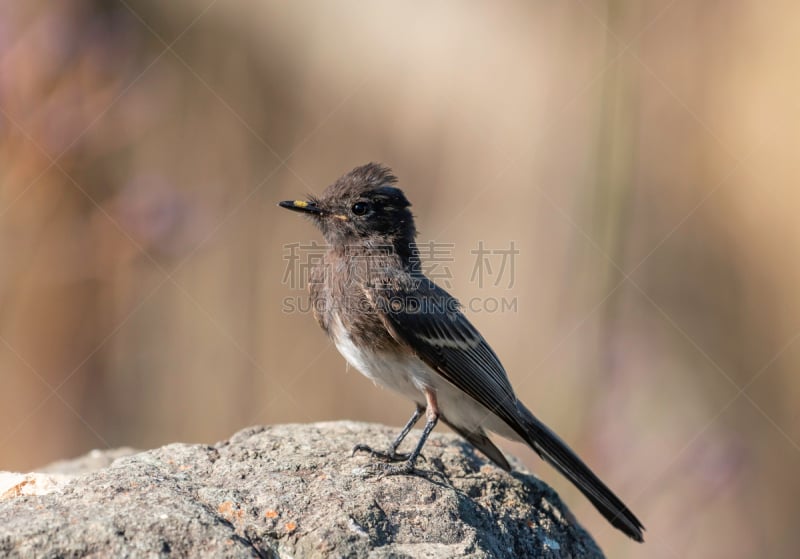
[0,422,604,558]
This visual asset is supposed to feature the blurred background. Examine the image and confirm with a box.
[1,1,799,557]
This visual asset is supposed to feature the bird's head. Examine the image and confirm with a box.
[279,163,417,250]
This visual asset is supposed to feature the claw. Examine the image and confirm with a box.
[352,443,411,462]
[351,444,367,457]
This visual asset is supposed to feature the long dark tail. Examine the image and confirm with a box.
[515,403,645,542]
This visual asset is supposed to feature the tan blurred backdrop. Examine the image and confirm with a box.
[2,1,799,557]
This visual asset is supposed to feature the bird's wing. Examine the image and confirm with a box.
[364,274,645,541]
[363,276,522,430]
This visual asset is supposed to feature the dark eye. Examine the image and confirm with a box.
[351,202,369,216]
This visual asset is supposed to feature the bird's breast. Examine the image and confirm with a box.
[329,313,427,400]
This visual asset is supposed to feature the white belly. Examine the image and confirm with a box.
[332,318,426,401]
[331,316,518,440]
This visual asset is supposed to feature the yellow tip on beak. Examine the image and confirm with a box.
[278,199,324,215]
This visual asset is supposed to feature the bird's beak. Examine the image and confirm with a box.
[278,200,325,215]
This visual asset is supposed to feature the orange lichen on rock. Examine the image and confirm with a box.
[217,501,244,521]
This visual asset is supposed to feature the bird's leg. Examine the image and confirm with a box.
[353,404,424,462]
[374,389,439,476]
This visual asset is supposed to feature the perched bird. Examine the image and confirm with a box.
[278,163,644,542]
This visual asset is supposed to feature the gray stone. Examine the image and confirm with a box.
[0,422,604,558]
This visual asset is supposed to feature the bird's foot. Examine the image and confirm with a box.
[361,458,450,487]
[351,443,411,463]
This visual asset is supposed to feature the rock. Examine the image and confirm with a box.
[38,447,140,475]
[0,422,604,558]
